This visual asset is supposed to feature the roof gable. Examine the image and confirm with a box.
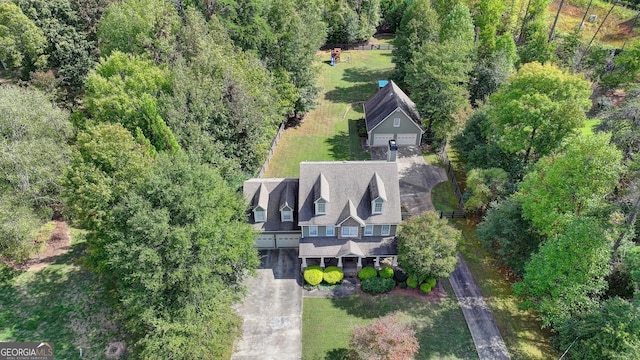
[363,81,422,131]
[336,200,366,226]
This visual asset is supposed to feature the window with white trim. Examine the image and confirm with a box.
[393,118,401,127]
[341,226,358,237]
[381,224,391,236]
[281,209,292,222]
[309,226,318,237]
[372,199,384,214]
[326,226,335,236]
[364,225,374,236]
[316,200,326,215]
[254,209,265,222]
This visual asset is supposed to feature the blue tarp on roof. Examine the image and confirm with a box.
[378,80,389,89]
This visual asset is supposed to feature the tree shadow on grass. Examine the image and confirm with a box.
[340,68,394,85]
[325,120,369,161]
[324,68,394,104]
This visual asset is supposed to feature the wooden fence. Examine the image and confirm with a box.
[322,43,394,51]
[256,122,286,178]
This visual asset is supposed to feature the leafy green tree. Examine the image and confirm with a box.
[161,9,282,174]
[406,39,473,139]
[0,0,46,72]
[598,85,640,164]
[397,211,461,280]
[84,51,179,152]
[486,62,592,168]
[556,298,640,359]
[602,38,640,88]
[451,110,525,179]
[464,168,509,214]
[477,199,543,276]
[474,0,506,60]
[97,0,181,61]
[379,0,407,33]
[88,152,259,356]
[470,51,514,104]
[392,0,439,85]
[0,85,72,261]
[514,218,611,328]
[516,134,623,236]
[63,123,153,230]
[518,18,553,64]
[15,0,94,89]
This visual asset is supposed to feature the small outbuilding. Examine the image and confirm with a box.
[364,80,424,147]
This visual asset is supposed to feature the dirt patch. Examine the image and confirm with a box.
[549,1,584,19]
[105,342,127,359]
[388,281,447,302]
[5,221,73,272]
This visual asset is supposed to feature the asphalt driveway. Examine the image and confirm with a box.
[370,146,447,215]
[232,249,301,360]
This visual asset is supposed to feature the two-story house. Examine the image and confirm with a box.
[243,148,402,271]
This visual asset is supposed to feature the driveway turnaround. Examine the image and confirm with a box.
[370,146,447,214]
[450,254,511,360]
[232,249,302,360]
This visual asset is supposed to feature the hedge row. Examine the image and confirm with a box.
[361,277,396,294]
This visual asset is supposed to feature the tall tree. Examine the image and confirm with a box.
[88,152,259,357]
[397,211,461,280]
[474,0,506,59]
[513,218,612,328]
[0,85,72,261]
[464,167,509,214]
[83,51,179,153]
[486,62,592,168]
[0,0,46,73]
[392,0,439,86]
[516,134,623,236]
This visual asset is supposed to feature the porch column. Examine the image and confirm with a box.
[320,257,325,268]
[337,257,343,269]
[357,257,362,270]
[392,256,398,266]
[374,256,380,270]
[301,257,308,272]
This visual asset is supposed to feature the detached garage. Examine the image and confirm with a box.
[364,81,424,147]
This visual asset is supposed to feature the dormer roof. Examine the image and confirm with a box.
[279,181,296,211]
[369,172,386,201]
[336,199,366,226]
[313,173,330,203]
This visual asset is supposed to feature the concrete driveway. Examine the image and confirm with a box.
[370,146,447,215]
[232,249,301,360]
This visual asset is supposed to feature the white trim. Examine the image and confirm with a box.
[281,208,293,222]
[309,226,318,237]
[364,225,373,236]
[367,107,425,134]
[393,118,401,127]
[254,208,265,222]
[341,226,358,237]
[372,198,384,214]
[326,226,335,236]
[315,199,326,215]
[381,224,391,236]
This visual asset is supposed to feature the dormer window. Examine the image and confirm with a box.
[254,208,265,222]
[372,198,384,214]
[315,199,327,215]
[281,207,293,222]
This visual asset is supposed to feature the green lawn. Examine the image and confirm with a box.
[265,50,394,177]
[0,230,127,359]
[302,283,477,360]
[581,118,601,135]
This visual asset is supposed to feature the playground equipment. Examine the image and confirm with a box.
[330,48,341,66]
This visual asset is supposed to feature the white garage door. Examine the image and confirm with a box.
[396,133,418,145]
[276,234,300,248]
[255,234,275,248]
[373,133,394,146]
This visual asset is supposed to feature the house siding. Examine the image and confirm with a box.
[369,109,422,146]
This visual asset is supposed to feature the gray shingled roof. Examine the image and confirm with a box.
[363,80,421,131]
[243,178,300,232]
[299,236,398,257]
[298,161,401,226]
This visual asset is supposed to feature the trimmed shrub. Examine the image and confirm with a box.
[379,266,394,279]
[424,278,437,289]
[323,266,344,285]
[358,266,377,280]
[406,276,418,289]
[361,277,395,294]
[420,283,433,294]
[304,265,323,286]
[394,267,408,282]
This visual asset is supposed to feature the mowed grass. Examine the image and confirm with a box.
[0,230,127,359]
[265,50,394,177]
[302,283,477,360]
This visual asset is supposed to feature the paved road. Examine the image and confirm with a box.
[449,254,511,360]
[232,249,302,360]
